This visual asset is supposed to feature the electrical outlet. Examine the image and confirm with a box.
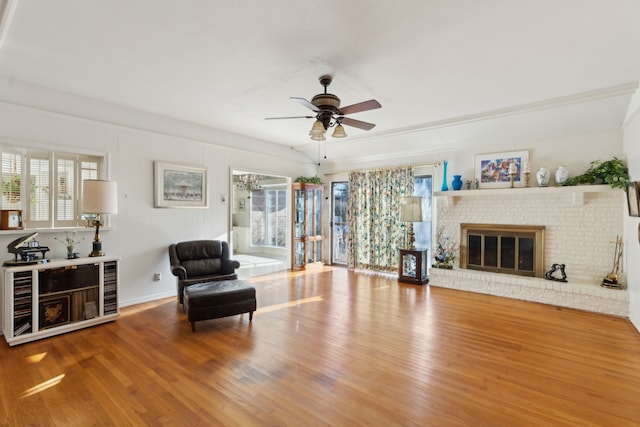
[153,272,161,281]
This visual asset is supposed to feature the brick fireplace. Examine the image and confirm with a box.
[429,186,628,316]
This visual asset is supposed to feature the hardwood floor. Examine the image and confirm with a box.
[1,266,639,426]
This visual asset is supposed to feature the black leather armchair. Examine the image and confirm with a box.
[169,240,240,304]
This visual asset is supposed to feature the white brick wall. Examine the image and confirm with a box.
[432,187,628,316]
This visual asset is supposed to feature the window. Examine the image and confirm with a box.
[1,145,104,229]
[250,188,287,248]
[413,175,433,250]
[1,151,22,207]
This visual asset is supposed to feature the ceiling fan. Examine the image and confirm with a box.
[265,75,381,140]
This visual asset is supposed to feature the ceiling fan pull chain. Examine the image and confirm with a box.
[324,138,327,160]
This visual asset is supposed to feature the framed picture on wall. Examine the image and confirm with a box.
[474,150,529,188]
[627,181,639,217]
[154,161,208,208]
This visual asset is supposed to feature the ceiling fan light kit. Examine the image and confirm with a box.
[266,75,381,141]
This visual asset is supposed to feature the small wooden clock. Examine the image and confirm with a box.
[0,209,23,230]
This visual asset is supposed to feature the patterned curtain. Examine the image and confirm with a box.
[347,167,414,272]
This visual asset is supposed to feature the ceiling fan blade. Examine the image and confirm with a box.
[341,117,376,131]
[265,116,315,120]
[291,97,320,112]
[338,99,381,115]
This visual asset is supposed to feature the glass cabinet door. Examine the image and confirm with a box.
[292,183,323,270]
[294,241,305,266]
[294,189,305,238]
[314,189,322,236]
[402,253,417,278]
[306,188,313,237]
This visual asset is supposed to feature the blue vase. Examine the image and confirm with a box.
[452,175,463,191]
[441,161,449,191]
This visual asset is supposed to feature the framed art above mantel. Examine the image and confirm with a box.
[474,150,529,189]
[154,161,208,208]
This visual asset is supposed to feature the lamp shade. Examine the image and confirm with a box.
[309,130,325,141]
[400,196,422,222]
[311,119,325,132]
[82,180,118,214]
[332,124,347,138]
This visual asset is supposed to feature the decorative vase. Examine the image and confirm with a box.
[555,165,569,185]
[536,166,550,187]
[441,161,449,191]
[452,175,463,191]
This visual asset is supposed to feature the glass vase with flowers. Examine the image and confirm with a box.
[55,231,85,259]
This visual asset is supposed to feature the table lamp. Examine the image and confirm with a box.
[400,196,423,250]
[82,179,118,257]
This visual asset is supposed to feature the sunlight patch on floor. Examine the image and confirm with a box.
[26,352,47,363]
[256,295,324,315]
[21,374,65,398]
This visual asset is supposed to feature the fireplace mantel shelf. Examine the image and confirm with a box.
[434,184,619,206]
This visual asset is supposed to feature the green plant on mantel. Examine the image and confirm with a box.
[560,157,629,190]
[295,176,323,185]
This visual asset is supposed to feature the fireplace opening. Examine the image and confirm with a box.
[460,224,545,277]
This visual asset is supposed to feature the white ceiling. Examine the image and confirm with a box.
[0,1,639,168]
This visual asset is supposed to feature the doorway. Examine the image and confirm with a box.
[331,182,348,265]
[413,175,433,252]
[329,175,433,268]
[231,169,290,278]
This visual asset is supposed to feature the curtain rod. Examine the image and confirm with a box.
[323,161,443,176]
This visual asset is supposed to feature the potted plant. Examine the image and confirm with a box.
[295,176,323,185]
[560,157,629,189]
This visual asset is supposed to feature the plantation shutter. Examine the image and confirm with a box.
[28,153,51,226]
[55,156,77,226]
[1,151,22,209]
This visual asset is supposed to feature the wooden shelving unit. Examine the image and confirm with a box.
[2,256,119,346]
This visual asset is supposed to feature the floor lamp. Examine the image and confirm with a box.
[400,196,422,250]
[82,179,118,257]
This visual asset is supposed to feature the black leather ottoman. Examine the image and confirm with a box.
[183,280,256,331]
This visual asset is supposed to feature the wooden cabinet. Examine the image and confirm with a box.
[292,182,324,270]
[398,248,428,285]
[2,256,119,346]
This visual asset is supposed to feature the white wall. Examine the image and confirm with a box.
[623,100,640,331]
[427,129,624,192]
[0,99,316,308]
